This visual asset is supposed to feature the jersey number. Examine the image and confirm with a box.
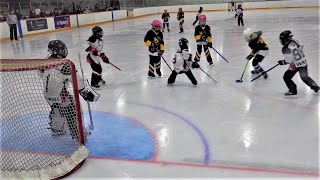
[292,48,305,61]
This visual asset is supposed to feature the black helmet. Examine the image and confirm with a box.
[92,26,103,38]
[48,40,68,58]
[179,38,189,50]
[279,30,293,45]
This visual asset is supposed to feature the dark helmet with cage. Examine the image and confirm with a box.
[48,40,68,58]
[92,26,103,39]
[179,38,189,50]
[279,30,293,45]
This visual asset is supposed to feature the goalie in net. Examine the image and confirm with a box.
[40,40,99,139]
[0,40,99,179]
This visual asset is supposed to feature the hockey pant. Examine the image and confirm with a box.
[283,66,319,94]
[148,55,161,76]
[179,20,184,33]
[252,54,265,73]
[87,54,103,86]
[238,16,244,26]
[168,69,197,85]
[163,22,170,31]
[194,44,213,63]
[49,102,80,141]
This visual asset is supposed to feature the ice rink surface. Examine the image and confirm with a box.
[0,8,319,179]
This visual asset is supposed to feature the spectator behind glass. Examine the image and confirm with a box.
[30,8,36,18]
[115,0,120,10]
[49,9,54,16]
[94,4,100,12]
[40,9,46,17]
[15,9,23,20]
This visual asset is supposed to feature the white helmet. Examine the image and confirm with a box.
[243,28,253,42]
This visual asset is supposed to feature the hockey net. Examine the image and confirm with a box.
[0,59,89,179]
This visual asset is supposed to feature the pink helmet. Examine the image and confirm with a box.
[199,14,206,21]
[151,20,162,31]
[164,9,168,13]
[179,7,182,11]
[199,14,207,26]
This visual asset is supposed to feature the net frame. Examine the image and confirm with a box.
[0,58,88,179]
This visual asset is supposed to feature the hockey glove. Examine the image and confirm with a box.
[246,54,254,60]
[79,88,95,102]
[100,53,109,63]
[192,61,200,68]
[278,60,288,65]
[207,42,213,48]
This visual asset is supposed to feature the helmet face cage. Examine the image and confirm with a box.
[199,15,206,26]
[93,26,103,38]
[48,40,68,58]
[164,9,167,13]
[279,30,293,45]
[152,20,162,31]
[179,38,189,50]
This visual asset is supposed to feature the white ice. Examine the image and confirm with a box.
[0,8,319,179]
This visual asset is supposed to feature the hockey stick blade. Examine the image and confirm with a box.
[236,60,250,83]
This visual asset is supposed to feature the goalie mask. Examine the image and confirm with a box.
[48,40,68,58]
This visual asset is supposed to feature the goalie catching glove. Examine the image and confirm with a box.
[79,79,100,102]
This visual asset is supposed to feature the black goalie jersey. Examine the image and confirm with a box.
[144,30,164,56]
[194,25,212,45]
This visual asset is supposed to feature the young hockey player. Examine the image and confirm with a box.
[168,38,197,85]
[40,40,98,140]
[243,28,269,79]
[193,7,203,26]
[177,7,184,33]
[192,14,213,68]
[162,9,170,32]
[278,30,319,96]
[144,20,165,78]
[86,26,110,88]
[235,4,244,26]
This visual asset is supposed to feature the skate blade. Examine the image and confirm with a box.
[284,95,299,99]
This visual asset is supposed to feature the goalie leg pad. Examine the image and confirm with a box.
[49,103,67,135]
